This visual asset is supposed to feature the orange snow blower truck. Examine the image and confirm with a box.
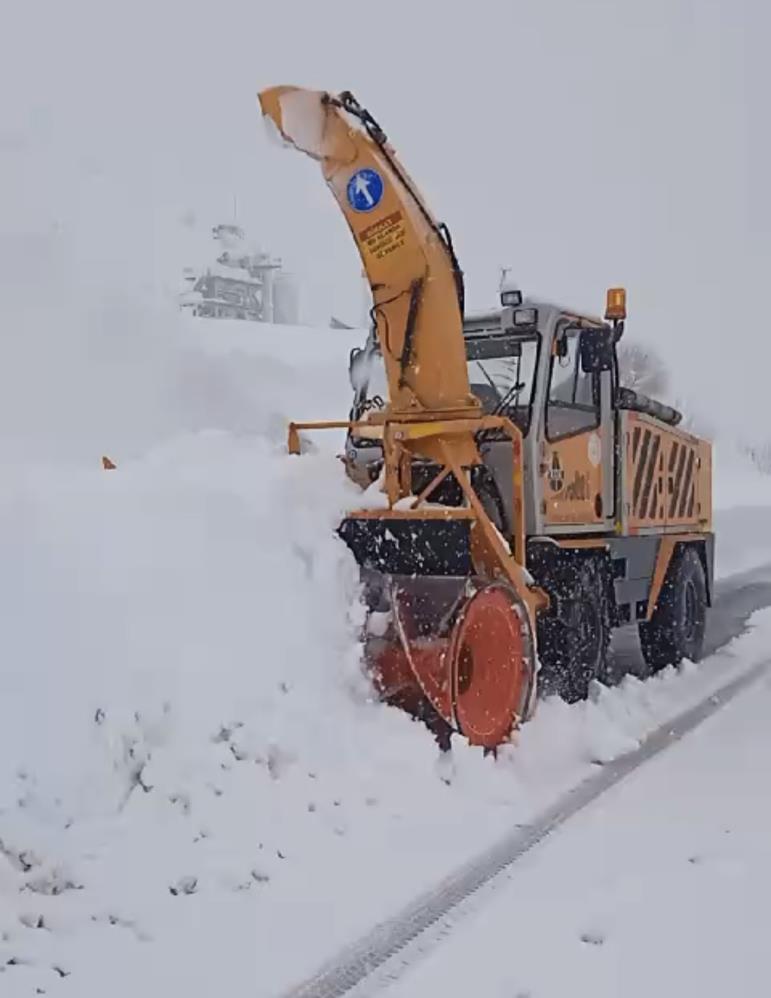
[258,87,713,751]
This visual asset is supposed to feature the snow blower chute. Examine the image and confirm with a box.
[258,86,546,750]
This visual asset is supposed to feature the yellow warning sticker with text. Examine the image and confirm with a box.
[359,211,406,261]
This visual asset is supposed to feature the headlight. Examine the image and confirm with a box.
[500,289,523,307]
[512,307,538,326]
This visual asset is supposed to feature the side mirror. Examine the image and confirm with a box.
[348,347,364,390]
[580,328,614,373]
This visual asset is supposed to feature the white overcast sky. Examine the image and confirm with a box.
[1,0,768,434]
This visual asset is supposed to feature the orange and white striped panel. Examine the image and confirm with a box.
[624,413,711,531]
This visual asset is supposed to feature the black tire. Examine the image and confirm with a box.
[639,546,707,674]
[538,557,611,703]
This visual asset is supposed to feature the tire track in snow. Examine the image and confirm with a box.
[282,659,770,998]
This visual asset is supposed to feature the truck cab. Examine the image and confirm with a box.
[345,303,541,523]
[346,296,622,537]
[345,294,696,537]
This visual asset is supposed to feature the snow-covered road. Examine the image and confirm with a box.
[383,648,771,998]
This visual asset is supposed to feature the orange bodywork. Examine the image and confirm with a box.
[541,429,606,527]
[622,412,712,533]
[540,412,712,536]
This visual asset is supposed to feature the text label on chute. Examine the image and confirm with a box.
[359,210,407,261]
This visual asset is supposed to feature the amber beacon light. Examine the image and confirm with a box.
[605,286,627,321]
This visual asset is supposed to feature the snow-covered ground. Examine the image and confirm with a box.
[3,3,768,991]
[712,444,771,577]
[386,632,771,998]
[0,310,770,996]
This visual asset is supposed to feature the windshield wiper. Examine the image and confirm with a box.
[492,353,525,416]
[475,355,526,446]
[472,361,504,404]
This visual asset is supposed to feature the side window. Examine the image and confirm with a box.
[546,330,598,440]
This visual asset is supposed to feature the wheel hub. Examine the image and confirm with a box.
[450,583,535,746]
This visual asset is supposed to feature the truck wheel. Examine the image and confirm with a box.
[639,546,707,674]
[538,557,611,703]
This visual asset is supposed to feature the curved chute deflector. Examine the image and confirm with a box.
[258,87,479,438]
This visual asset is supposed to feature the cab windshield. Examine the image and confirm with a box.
[353,333,540,433]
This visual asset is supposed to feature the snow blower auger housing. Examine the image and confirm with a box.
[258,86,714,751]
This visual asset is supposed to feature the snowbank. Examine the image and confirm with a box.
[0,306,377,994]
[0,302,360,467]
[0,431,367,996]
[712,440,771,577]
[713,439,771,510]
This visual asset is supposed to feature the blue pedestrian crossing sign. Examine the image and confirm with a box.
[346,168,384,213]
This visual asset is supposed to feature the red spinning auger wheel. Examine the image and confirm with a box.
[366,575,536,750]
